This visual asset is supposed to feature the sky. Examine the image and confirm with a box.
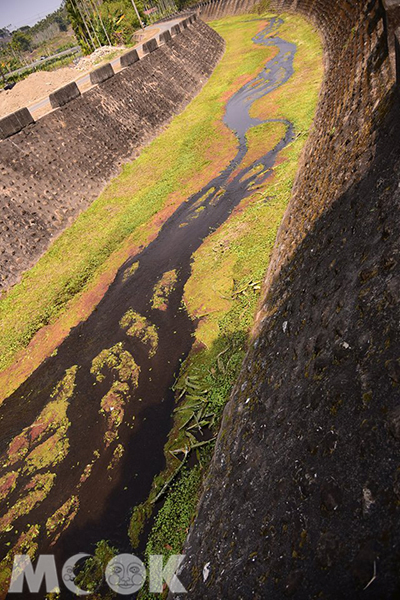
[0,0,63,31]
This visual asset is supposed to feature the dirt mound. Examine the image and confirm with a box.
[0,68,78,118]
[0,47,127,119]
[74,45,126,71]
[0,26,161,119]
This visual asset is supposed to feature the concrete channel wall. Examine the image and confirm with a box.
[171,1,400,598]
[0,16,224,291]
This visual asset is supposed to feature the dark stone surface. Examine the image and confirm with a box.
[160,29,172,44]
[142,37,158,54]
[49,81,81,108]
[172,0,400,598]
[89,62,114,85]
[120,47,140,67]
[0,107,34,139]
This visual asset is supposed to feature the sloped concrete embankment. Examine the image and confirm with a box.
[157,0,259,23]
[173,1,400,598]
[0,18,224,291]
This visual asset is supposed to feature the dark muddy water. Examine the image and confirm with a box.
[0,17,295,597]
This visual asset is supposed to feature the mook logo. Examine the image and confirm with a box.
[9,552,187,595]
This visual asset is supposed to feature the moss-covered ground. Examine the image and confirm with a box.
[0,9,323,596]
[129,11,323,600]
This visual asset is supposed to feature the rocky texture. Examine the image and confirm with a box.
[0,20,224,291]
[174,1,400,598]
[157,0,257,22]
[0,108,34,140]
[49,81,81,108]
[197,0,257,20]
[89,62,115,85]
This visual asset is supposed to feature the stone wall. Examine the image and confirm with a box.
[195,0,257,20]
[0,17,224,291]
[156,0,258,24]
[174,1,400,598]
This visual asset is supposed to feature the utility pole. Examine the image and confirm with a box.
[129,0,145,29]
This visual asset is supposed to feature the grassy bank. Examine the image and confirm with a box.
[0,9,323,596]
[126,12,323,600]
[0,16,278,400]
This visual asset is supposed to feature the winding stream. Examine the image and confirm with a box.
[0,17,296,593]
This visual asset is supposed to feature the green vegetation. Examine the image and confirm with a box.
[66,0,147,53]
[0,13,278,379]
[0,12,323,595]
[90,343,140,446]
[120,309,159,356]
[0,524,41,594]
[139,467,202,600]
[91,342,140,385]
[133,12,323,596]
[151,270,178,311]
[74,539,117,597]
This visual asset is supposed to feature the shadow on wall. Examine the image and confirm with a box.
[259,0,394,296]
[168,0,400,597]
[173,83,400,599]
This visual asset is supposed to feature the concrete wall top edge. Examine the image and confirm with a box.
[0,19,193,137]
[49,81,81,109]
[142,37,159,54]
[89,62,115,85]
[159,30,172,44]
[0,107,34,140]
[120,47,140,67]
[171,24,182,35]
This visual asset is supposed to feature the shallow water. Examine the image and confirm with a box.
[0,17,296,595]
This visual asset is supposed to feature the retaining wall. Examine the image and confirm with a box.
[0,17,224,291]
[174,1,400,598]
[156,0,258,22]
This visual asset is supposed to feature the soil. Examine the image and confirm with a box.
[0,68,79,118]
[0,27,160,119]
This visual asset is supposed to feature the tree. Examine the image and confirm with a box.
[65,0,96,54]
[11,30,32,53]
[66,0,147,53]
